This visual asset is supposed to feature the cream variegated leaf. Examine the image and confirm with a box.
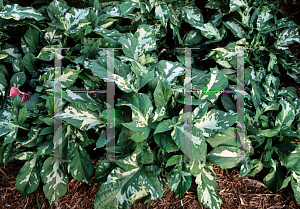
[57,103,105,131]
[15,157,40,199]
[196,165,222,209]
[94,153,163,209]
[40,157,68,208]
[0,4,45,21]
[194,109,237,137]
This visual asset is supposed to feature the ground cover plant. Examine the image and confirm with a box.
[0,0,300,208]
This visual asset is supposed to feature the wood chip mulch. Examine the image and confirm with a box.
[1,159,300,209]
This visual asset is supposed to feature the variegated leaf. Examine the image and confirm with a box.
[119,0,140,16]
[223,20,245,38]
[286,144,300,172]
[0,4,45,21]
[194,109,237,137]
[169,162,191,199]
[256,6,273,31]
[196,165,222,209]
[291,171,300,203]
[40,157,68,208]
[15,157,40,199]
[171,123,207,161]
[50,7,90,34]
[57,103,105,131]
[275,97,295,131]
[197,23,221,40]
[193,67,228,102]
[55,68,80,88]
[182,6,204,28]
[155,2,171,28]
[208,146,241,169]
[156,60,185,85]
[275,28,300,50]
[94,153,163,209]
[116,93,153,126]
[229,0,248,13]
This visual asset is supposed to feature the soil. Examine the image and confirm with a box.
[1,0,300,209]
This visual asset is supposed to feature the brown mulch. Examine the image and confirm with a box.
[1,160,300,209]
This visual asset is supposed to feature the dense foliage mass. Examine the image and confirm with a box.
[0,0,300,208]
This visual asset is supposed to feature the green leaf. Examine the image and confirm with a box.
[275,28,300,50]
[22,93,40,111]
[21,27,39,54]
[154,132,179,153]
[130,127,150,142]
[0,71,7,97]
[155,2,171,28]
[166,155,182,167]
[34,139,53,157]
[263,161,284,192]
[193,67,228,102]
[169,162,191,199]
[196,165,222,209]
[20,127,42,148]
[209,10,223,27]
[12,58,24,72]
[221,93,236,112]
[260,129,279,137]
[153,79,172,108]
[15,157,40,199]
[223,20,245,38]
[10,72,26,88]
[45,97,54,117]
[194,109,237,137]
[40,157,68,208]
[0,4,45,21]
[94,153,163,208]
[2,143,13,164]
[119,33,139,60]
[96,129,107,148]
[18,105,27,125]
[39,127,54,135]
[23,53,36,73]
[208,146,240,169]
[154,119,173,134]
[69,145,93,186]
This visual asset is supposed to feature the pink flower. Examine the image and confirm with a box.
[8,87,31,102]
